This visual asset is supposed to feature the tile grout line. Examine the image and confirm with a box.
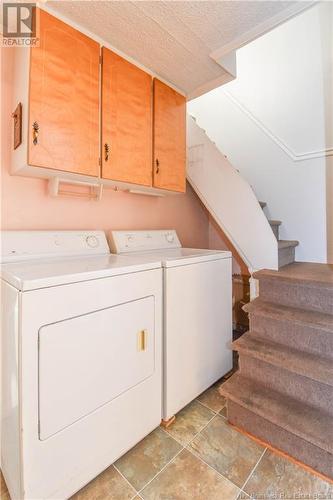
[113,391,247,498]
[162,409,259,496]
[159,409,217,448]
[187,445,243,498]
[186,415,244,497]
[195,397,227,415]
[160,413,242,498]
[112,463,139,499]
[136,445,185,497]
[137,412,218,496]
[240,447,267,494]
[111,405,261,499]
[186,412,271,497]
[195,398,217,413]
[237,491,250,500]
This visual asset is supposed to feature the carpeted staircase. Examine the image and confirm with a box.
[220,262,333,479]
[260,201,299,268]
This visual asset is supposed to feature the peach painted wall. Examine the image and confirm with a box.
[208,217,248,275]
[1,48,209,249]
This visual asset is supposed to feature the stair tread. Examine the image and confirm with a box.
[220,373,333,454]
[278,240,299,249]
[233,333,333,386]
[268,220,282,226]
[243,298,333,332]
[254,262,333,288]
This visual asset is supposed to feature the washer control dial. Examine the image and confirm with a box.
[165,232,175,243]
[86,235,99,248]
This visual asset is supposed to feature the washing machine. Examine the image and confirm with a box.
[108,230,233,423]
[1,230,162,499]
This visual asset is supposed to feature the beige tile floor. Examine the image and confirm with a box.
[2,379,332,499]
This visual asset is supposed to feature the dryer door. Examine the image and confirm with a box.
[39,296,155,440]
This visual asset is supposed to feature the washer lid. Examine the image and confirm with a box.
[1,254,162,291]
[121,247,232,267]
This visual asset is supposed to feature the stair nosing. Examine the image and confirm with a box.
[220,373,333,454]
[278,240,299,249]
[253,266,333,288]
[243,298,333,333]
[232,333,333,387]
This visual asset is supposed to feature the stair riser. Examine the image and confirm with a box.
[259,279,333,314]
[227,400,333,480]
[249,314,333,359]
[278,247,295,267]
[270,225,279,240]
[239,356,333,414]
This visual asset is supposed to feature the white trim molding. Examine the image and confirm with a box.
[224,90,333,162]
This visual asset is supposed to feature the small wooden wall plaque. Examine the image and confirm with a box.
[12,103,22,150]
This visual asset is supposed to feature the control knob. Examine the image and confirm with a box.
[166,233,174,243]
[86,235,99,248]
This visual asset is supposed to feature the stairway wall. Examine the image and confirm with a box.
[187,117,278,272]
[188,2,333,264]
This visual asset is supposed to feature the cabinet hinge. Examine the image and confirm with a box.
[99,54,102,65]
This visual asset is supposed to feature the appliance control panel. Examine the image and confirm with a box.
[109,230,181,254]
[1,231,110,263]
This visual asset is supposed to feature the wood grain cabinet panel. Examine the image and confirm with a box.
[101,47,152,186]
[28,9,100,176]
[153,79,186,193]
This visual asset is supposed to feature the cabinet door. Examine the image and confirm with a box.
[28,10,100,176]
[101,47,152,186]
[153,79,186,192]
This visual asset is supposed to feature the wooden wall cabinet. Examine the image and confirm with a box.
[153,79,186,193]
[28,10,100,177]
[101,48,152,186]
[12,9,186,194]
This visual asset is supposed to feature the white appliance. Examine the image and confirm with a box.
[1,231,162,500]
[109,230,233,422]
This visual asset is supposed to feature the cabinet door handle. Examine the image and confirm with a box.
[104,143,110,162]
[32,121,39,145]
[155,158,159,174]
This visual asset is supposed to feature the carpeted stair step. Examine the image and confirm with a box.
[254,263,333,314]
[278,240,299,267]
[255,262,333,288]
[243,299,333,358]
[220,373,333,456]
[233,333,333,387]
[226,399,333,479]
[268,220,281,240]
[239,355,333,414]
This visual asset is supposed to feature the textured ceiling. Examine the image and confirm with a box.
[46,1,311,96]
